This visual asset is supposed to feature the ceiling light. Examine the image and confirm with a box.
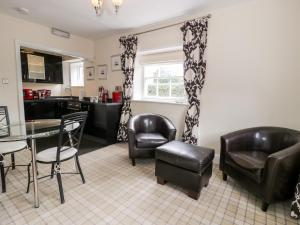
[112,0,123,14]
[91,0,104,16]
[91,0,123,16]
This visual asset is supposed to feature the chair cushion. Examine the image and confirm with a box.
[156,141,215,173]
[226,150,269,183]
[37,146,77,163]
[0,141,27,154]
[136,133,168,148]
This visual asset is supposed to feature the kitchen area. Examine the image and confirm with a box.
[20,47,122,152]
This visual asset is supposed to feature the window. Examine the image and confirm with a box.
[143,62,185,102]
[70,62,84,87]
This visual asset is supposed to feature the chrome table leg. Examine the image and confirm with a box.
[31,138,39,208]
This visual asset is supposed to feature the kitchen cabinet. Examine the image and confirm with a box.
[24,101,67,120]
[24,98,122,144]
[21,51,63,84]
[86,103,122,144]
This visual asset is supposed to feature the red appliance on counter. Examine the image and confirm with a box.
[23,89,33,100]
[23,89,51,100]
[112,91,122,103]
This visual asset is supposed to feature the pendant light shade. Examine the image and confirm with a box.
[91,0,123,15]
[91,0,104,16]
[112,0,123,14]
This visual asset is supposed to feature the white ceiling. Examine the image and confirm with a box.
[0,0,248,39]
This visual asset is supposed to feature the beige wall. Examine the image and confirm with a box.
[0,13,94,123]
[92,0,300,154]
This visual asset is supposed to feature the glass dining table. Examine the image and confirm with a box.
[0,119,62,208]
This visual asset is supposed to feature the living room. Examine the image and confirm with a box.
[0,0,299,224]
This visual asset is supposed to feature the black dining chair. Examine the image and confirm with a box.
[0,106,29,193]
[26,112,88,204]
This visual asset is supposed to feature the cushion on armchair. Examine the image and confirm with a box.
[226,151,269,183]
[136,133,168,148]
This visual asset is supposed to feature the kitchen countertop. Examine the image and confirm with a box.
[24,96,122,105]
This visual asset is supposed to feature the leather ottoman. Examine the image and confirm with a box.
[155,140,215,200]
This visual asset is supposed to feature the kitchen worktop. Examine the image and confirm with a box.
[24,96,122,105]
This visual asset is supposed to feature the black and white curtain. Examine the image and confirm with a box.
[291,178,300,219]
[117,35,138,142]
[181,18,209,145]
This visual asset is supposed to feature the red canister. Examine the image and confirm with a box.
[112,91,122,103]
[23,89,33,100]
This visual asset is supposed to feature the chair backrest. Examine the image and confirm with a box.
[237,127,300,154]
[0,106,10,138]
[253,128,300,153]
[132,113,166,133]
[56,112,88,162]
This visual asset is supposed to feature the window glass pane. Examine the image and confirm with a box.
[70,62,84,87]
[158,78,170,84]
[144,78,157,96]
[142,62,185,101]
[171,85,185,97]
[144,65,159,78]
[160,64,183,77]
[171,76,184,83]
[147,85,157,96]
[158,85,170,97]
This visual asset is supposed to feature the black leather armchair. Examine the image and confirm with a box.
[128,113,176,166]
[220,127,300,211]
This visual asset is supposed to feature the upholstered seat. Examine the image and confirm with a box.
[220,127,300,211]
[136,133,168,148]
[156,141,214,173]
[0,106,29,193]
[226,151,268,183]
[155,140,215,199]
[128,113,176,166]
[0,141,27,154]
[36,146,78,163]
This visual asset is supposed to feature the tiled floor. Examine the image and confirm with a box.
[0,143,299,225]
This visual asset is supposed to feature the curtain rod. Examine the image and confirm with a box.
[132,13,212,36]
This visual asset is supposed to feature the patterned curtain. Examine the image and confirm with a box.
[291,178,300,219]
[117,35,138,142]
[181,18,209,145]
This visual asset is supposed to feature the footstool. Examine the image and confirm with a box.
[155,140,215,200]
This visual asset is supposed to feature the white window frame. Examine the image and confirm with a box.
[70,61,84,87]
[141,61,186,103]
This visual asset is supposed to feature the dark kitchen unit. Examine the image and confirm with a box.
[21,49,63,84]
[24,97,122,145]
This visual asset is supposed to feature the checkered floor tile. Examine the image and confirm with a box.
[0,143,299,225]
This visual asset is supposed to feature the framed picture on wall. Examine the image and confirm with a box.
[111,55,121,71]
[86,66,95,80]
[97,64,108,80]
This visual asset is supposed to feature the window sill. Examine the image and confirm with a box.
[132,99,188,106]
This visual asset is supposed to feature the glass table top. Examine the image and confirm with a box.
[0,119,62,142]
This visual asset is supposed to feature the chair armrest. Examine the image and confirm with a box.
[128,129,136,158]
[262,143,300,202]
[160,117,177,141]
[128,117,136,133]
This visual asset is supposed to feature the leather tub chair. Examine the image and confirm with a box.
[128,113,176,166]
[220,127,300,211]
